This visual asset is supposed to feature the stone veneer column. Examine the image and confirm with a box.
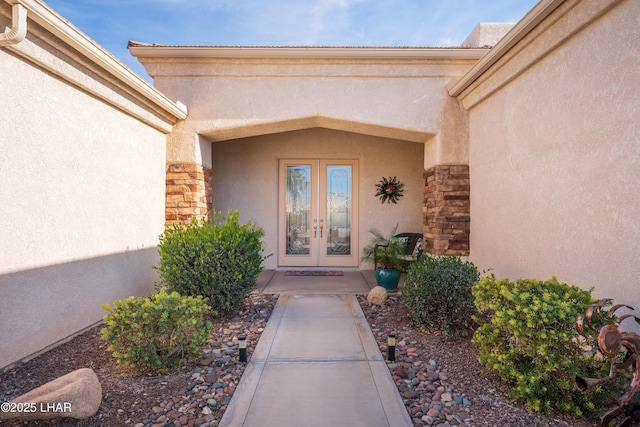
[423,164,470,255]
[165,162,213,225]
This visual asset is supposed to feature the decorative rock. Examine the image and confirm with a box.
[0,368,102,421]
[427,408,440,417]
[403,390,420,399]
[367,286,388,306]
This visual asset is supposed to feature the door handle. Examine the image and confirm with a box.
[319,219,324,238]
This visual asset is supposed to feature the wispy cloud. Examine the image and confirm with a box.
[305,0,366,44]
[43,0,537,79]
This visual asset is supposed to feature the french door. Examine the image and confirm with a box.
[278,159,359,267]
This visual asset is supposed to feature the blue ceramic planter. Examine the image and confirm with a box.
[375,268,401,290]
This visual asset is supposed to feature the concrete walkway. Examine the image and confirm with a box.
[220,271,412,427]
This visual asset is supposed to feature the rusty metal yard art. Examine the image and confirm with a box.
[575,299,640,427]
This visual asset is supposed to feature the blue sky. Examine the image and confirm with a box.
[44,0,538,81]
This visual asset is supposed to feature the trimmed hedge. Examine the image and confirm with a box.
[402,255,479,335]
[101,289,211,373]
[155,209,268,314]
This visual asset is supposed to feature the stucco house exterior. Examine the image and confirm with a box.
[1,0,638,370]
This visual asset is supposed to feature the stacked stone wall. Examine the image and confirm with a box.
[165,163,213,225]
[423,164,470,256]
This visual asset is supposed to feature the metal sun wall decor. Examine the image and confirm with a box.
[375,176,404,204]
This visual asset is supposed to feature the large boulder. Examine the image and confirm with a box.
[0,368,102,421]
[367,286,388,306]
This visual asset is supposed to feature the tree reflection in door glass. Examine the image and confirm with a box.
[326,165,351,255]
[285,165,311,255]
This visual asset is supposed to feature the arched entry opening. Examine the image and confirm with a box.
[209,125,426,270]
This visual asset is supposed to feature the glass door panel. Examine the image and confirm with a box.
[278,160,318,266]
[325,165,352,255]
[285,165,311,255]
[319,160,358,267]
[279,159,358,267]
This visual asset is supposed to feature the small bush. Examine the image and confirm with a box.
[472,275,612,417]
[402,255,480,335]
[101,289,212,373]
[156,209,268,314]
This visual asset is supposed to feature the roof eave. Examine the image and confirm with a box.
[448,0,565,97]
[11,0,187,120]
[127,44,489,61]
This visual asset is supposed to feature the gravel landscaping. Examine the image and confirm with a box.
[358,294,600,427]
[0,293,276,427]
[0,291,624,426]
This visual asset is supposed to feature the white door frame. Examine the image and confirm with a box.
[278,159,359,267]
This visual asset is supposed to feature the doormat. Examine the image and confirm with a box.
[284,270,344,276]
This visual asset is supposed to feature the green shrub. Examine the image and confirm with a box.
[101,288,212,373]
[156,209,268,314]
[402,255,480,335]
[472,275,612,417]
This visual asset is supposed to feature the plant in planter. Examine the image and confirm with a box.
[361,225,408,290]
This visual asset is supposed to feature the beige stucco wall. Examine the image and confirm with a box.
[211,128,424,269]
[159,65,463,148]
[133,48,484,171]
[0,4,175,369]
[461,0,640,315]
